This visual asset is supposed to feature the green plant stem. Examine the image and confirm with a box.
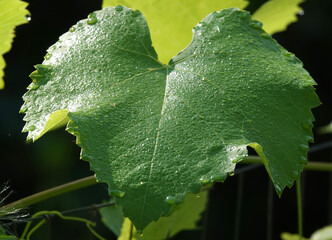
[0,176,97,212]
[20,210,106,240]
[296,180,303,239]
[242,156,332,172]
[1,157,331,214]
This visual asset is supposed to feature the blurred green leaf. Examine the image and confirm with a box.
[252,0,304,34]
[311,225,332,240]
[117,191,208,240]
[0,0,30,89]
[102,0,248,63]
[100,205,124,237]
[318,122,332,134]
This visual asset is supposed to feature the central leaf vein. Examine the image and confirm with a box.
[138,66,170,229]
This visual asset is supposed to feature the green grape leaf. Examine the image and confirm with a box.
[100,205,124,237]
[22,7,319,230]
[102,0,248,63]
[115,191,207,240]
[0,0,30,89]
[252,0,304,35]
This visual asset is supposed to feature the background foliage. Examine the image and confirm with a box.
[0,0,331,239]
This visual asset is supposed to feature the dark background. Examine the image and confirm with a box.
[0,0,331,239]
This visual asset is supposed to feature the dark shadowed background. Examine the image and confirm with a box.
[0,0,331,239]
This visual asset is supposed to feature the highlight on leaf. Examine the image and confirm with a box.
[21,6,319,230]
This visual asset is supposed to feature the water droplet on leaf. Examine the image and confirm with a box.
[27,125,36,131]
[239,12,248,19]
[260,33,272,39]
[292,170,299,179]
[200,177,210,185]
[19,107,28,114]
[274,184,282,193]
[249,21,262,30]
[115,5,123,11]
[305,135,314,143]
[228,171,235,176]
[87,13,98,25]
[30,84,40,90]
[299,144,309,152]
[232,157,244,163]
[211,175,224,182]
[131,10,140,17]
[213,11,225,18]
[300,156,307,164]
[165,196,177,205]
[110,190,125,198]
[69,26,76,32]
[44,53,52,60]
[25,15,31,21]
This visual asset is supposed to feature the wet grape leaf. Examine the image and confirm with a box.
[115,191,207,240]
[0,0,30,89]
[22,7,319,230]
[252,0,304,34]
[100,205,124,237]
[102,0,248,63]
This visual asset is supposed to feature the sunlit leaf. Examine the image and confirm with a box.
[252,0,304,35]
[22,7,319,230]
[0,0,30,89]
[102,0,248,63]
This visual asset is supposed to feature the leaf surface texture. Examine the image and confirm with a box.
[22,7,319,230]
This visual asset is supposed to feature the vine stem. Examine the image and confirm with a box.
[296,180,303,239]
[0,176,97,213]
[242,156,332,172]
[1,157,332,213]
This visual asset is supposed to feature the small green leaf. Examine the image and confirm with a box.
[115,191,207,240]
[102,0,248,63]
[252,0,304,35]
[22,7,319,230]
[0,0,30,89]
[100,205,124,237]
